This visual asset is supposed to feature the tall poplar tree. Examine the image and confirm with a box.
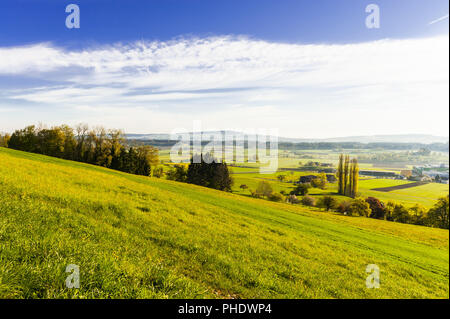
[343,155,350,196]
[348,163,354,197]
[337,154,344,195]
[352,159,359,198]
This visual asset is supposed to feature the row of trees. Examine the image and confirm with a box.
[362,196,449,229]
[337,154,359,198]
[293,193,448,229]
[166,154,233,192]
[4,124,159,176]
[242,176,448,229]
[239,181,284,202]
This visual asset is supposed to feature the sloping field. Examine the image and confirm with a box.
[0,147,448,299]
[358,179,414,189]
[358,179,449,208]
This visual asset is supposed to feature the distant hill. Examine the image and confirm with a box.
[312,134,449,144]
[126,132,449,144]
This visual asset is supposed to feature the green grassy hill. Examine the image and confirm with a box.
[0,147,448,299]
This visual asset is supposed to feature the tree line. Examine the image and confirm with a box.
[2,124,159,176]
[338,195,448,229]
[285,190,449,229]
[337,154,359,198]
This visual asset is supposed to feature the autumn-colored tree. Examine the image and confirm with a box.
[365,197,385,219]
[0,133,10,147]
[255,181,273,198]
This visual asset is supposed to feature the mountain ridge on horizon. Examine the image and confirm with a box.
[126,132,449,144]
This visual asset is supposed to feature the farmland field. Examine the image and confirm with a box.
[358,179,414,189]
[358,181,449,208]
[161,147,448,209]
[371,182,427,192]
[0,147,448,299]
[230,168,448,208]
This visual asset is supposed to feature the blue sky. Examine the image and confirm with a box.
[0,0,449,137]
[1,0,448,45]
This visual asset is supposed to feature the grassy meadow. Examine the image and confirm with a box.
[0,147,448,299]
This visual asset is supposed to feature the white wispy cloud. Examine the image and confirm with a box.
[429,14,449,25]
[0,35,448,137]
